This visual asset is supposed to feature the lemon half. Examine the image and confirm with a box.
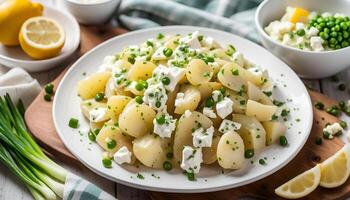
[19,16,65,59]
[275,164,321,199]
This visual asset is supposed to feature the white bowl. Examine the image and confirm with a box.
[0,6,80,72]
[255,0,350,79]
[62,0,120,25]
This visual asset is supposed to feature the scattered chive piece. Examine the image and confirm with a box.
[314,101,324,110]
[263,91,272,97]
[339,101,346,109]
[273,100,284,107]
[219,87,226,95]
[68,118,79,129]
[279,136,288,146]
[43,94,51,102]
[157,33,164,40]
[315,137,323,145]
[259,159,266,165]
[340,120,347,128]
[244,149,254,159]
[95,92,104,102]
[338,83,346,91]
[163,161,172,171]
[232,69,239,76]
[137,173,144,180]
[102,158,112,168]
[205,97,214,107]
[197,35,204,41]
[94,128,101,136]
[44,83,54,94]
[323,131,331,139]
[88,131,96,142]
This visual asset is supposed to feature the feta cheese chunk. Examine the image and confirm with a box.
[152,65,186,91]
[232,52,245,67]
[143,83,168,111]
[89,107,109,122]
[153,113,177,138]
[264,21,294,40]
[295,22,305,30]
[203,107,217,118]
[201,36,220,49]
[114,146,132,165]
[219,119,241,134]
[216,97,233,119]
[192,126,214,148]
[179,31,201,49]
[323,122,343,139]
[310,36,324,51]
[307,27,319,37]
[152,47,167,60]
[175,92,185,106]
[211,90,223,102]
[99,55,116,72]
[180,146,203,173]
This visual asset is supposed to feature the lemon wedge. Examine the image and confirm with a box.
[289,7,310,24]
[275,164,320,199]
[320,144,350,188]
[19,16,65,59]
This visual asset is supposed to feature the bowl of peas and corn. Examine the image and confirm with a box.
[256,0,350,79]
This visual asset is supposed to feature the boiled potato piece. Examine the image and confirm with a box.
[119,100,156,138]
[133,134,170,169]
[174,85,201,114]
[113,60,132,71]
[166,85,179,115]
[246,100,277,121]
[232,114,266,152]
[217,63,247,92]
[106,95,132,122]
[164,35,180,50]
[247,81,273,105]
[186,59,213,85]
[173,111,213,162]
[105,78,116,98]
[227,89,248,114]
[80,99,106,119]
[217,131,245,169]
[90,121,105,132]
[210,49,231,61]
[96,124,135,164]
[77,72,111,99]
[127,61,156,81]
[262,121,287,145]
[203,135,220,164]
[115,87,133,97]
[196,82,222,102]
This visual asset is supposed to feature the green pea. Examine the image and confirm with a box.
[323,131,330,139]
[314,101,325,110]
[244,149,254,159]
[44,94,51,102]
[156,115,166,125]
[107,139,117,149]
[94,128,101,135]
[186,171,195,181]
[342,41,349,48]
[205,97,214,107]
[135,96,143,104]
[135,81,145,91]
[95,92,104,102]
[220,87,226,95]
[88,131,96,142]
[324,27,330,33]
[102,158,112,168]
[340,120,347,128]
[330,32,338,38]
[44,83,54,94]
[327,21,335,28]
[343,31,349,39]
[296,29,305,36]
[161,77,171,85]
[163,161,172,171]
[68,118,79,129]
[338,35,343,42]
[339,101,346,108]
[163,48,173,57]
[329,37,337,44]
[279,136,288,146]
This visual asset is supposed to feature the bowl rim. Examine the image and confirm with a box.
[64,0,115,6]
[0,6,80,65]
[255,0,350,55]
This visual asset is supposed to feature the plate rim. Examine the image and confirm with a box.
[53,25,313,193]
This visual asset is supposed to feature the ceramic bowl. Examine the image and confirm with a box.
[255,0,350,79]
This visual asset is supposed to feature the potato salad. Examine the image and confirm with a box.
[76,32,289,180]
[265,7,350,51]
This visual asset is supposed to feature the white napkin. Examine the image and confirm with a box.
[0,68,41,107]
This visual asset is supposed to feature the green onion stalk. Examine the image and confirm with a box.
[0,94,68,200]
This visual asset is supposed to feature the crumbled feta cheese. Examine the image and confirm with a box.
[99,55,116,72]
[89,107,109,122]
[112,68,128,88]
[203,107,216,118]
[310,36,324,51]
[153,113,177,138]
[295,23,305,30]
[323,122,343,139]
[79,127,90,135]
[216,97,233,119]
[201,36,220,49]
[192,126,214,148]
[179,31,201,49]
[152,47,167,60]
[184,110,192,118]
[114,146,132,165]
[211,90,223,102]
[175,92,185,107]
[307,27,319,37]
[180,146,203,173]
[143,83,168,111]
[152,65,186,91]
[219,119,241,134]
[232,52,245,67]
[265,21,294,40]
[282,34,294,46]
[322,12,332,18]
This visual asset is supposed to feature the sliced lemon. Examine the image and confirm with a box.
[19,16,65,59]
[289,7,310,24]
[320,144,350,188]
[275,164,320,199]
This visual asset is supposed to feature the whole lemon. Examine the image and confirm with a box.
[0,0,43,46]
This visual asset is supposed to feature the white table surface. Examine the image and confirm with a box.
[1,0,350,199]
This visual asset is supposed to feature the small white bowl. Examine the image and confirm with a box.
[255,0,350,79]
[0,6,80,72]
[62,0,120,25]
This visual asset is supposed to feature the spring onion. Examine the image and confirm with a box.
[0,94,68,200]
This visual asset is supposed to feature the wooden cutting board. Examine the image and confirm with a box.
[24,26,349,199]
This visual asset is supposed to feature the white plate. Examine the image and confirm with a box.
[53,26,313,193]
[0,6,80,72]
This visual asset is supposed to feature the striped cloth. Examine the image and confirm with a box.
[118,0,263,43]
[64,173,116,200]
